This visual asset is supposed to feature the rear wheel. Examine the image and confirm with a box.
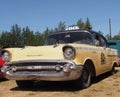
[16,80,34,89]
[110,65,116,75]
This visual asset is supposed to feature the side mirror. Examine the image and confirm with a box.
[95,40,100,46]
[108,42,116,47]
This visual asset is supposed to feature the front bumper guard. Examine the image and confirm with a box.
[1,60,83,81]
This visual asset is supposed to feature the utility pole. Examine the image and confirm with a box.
[109,18,112,40]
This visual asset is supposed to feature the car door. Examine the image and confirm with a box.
[98,35,112,72]
[93,33,112,74]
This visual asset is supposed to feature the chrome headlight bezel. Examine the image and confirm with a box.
[2,51,11,62]
[63,46,76,60]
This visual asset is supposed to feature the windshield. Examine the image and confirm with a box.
[45,32,94,45]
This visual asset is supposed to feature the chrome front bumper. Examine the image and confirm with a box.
[1,60,83,81]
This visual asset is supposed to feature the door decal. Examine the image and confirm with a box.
[101,53,106,64]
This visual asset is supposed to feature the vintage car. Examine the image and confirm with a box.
[0,52,5,78]
[1,26,119,89]
[107,40,120,66]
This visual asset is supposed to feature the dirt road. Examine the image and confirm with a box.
[0,67,120,97]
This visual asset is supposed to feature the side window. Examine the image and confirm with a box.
[87,33,94,45]
[83,33,94,45]
[94,34,101,46]
[99,36,107,47]
[94,33,107,47]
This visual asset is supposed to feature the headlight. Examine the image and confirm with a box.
[2,51,11,62]
[63,46,75,59]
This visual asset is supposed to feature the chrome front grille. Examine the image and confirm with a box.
[10,63,64,72]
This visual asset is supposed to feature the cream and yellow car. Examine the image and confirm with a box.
[1,26,119,89]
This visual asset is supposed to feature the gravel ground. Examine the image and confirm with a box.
[0,67,120,97]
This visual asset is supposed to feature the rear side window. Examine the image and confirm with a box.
[109,42,117,45]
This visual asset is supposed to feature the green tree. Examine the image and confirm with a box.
[110,31,120,40]
[85,18,92,29]
[52,21,66,33]
[34,31,44,46]
[0,31,11,47]
[112,35,120,40]
[77,18,92,29]
[77,19,85,29]
[10,24,22,47]
[43,27,50,40]
[22,26,34,46]
[57,21,66,32]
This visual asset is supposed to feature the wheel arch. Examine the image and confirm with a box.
[112,61,119,67]
[83,59,96,77]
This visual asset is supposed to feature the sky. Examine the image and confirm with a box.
[0,0,120,36]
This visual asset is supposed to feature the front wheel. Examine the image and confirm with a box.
[16,80,34,89]
[76,66,91,89]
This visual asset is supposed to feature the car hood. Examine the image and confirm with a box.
[11,45,65,62]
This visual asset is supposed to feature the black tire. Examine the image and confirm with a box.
[76,66,91,89]
[110,66,116,75]
[16,80,34,89]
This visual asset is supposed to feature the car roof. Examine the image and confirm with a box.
[48,29,98,36]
